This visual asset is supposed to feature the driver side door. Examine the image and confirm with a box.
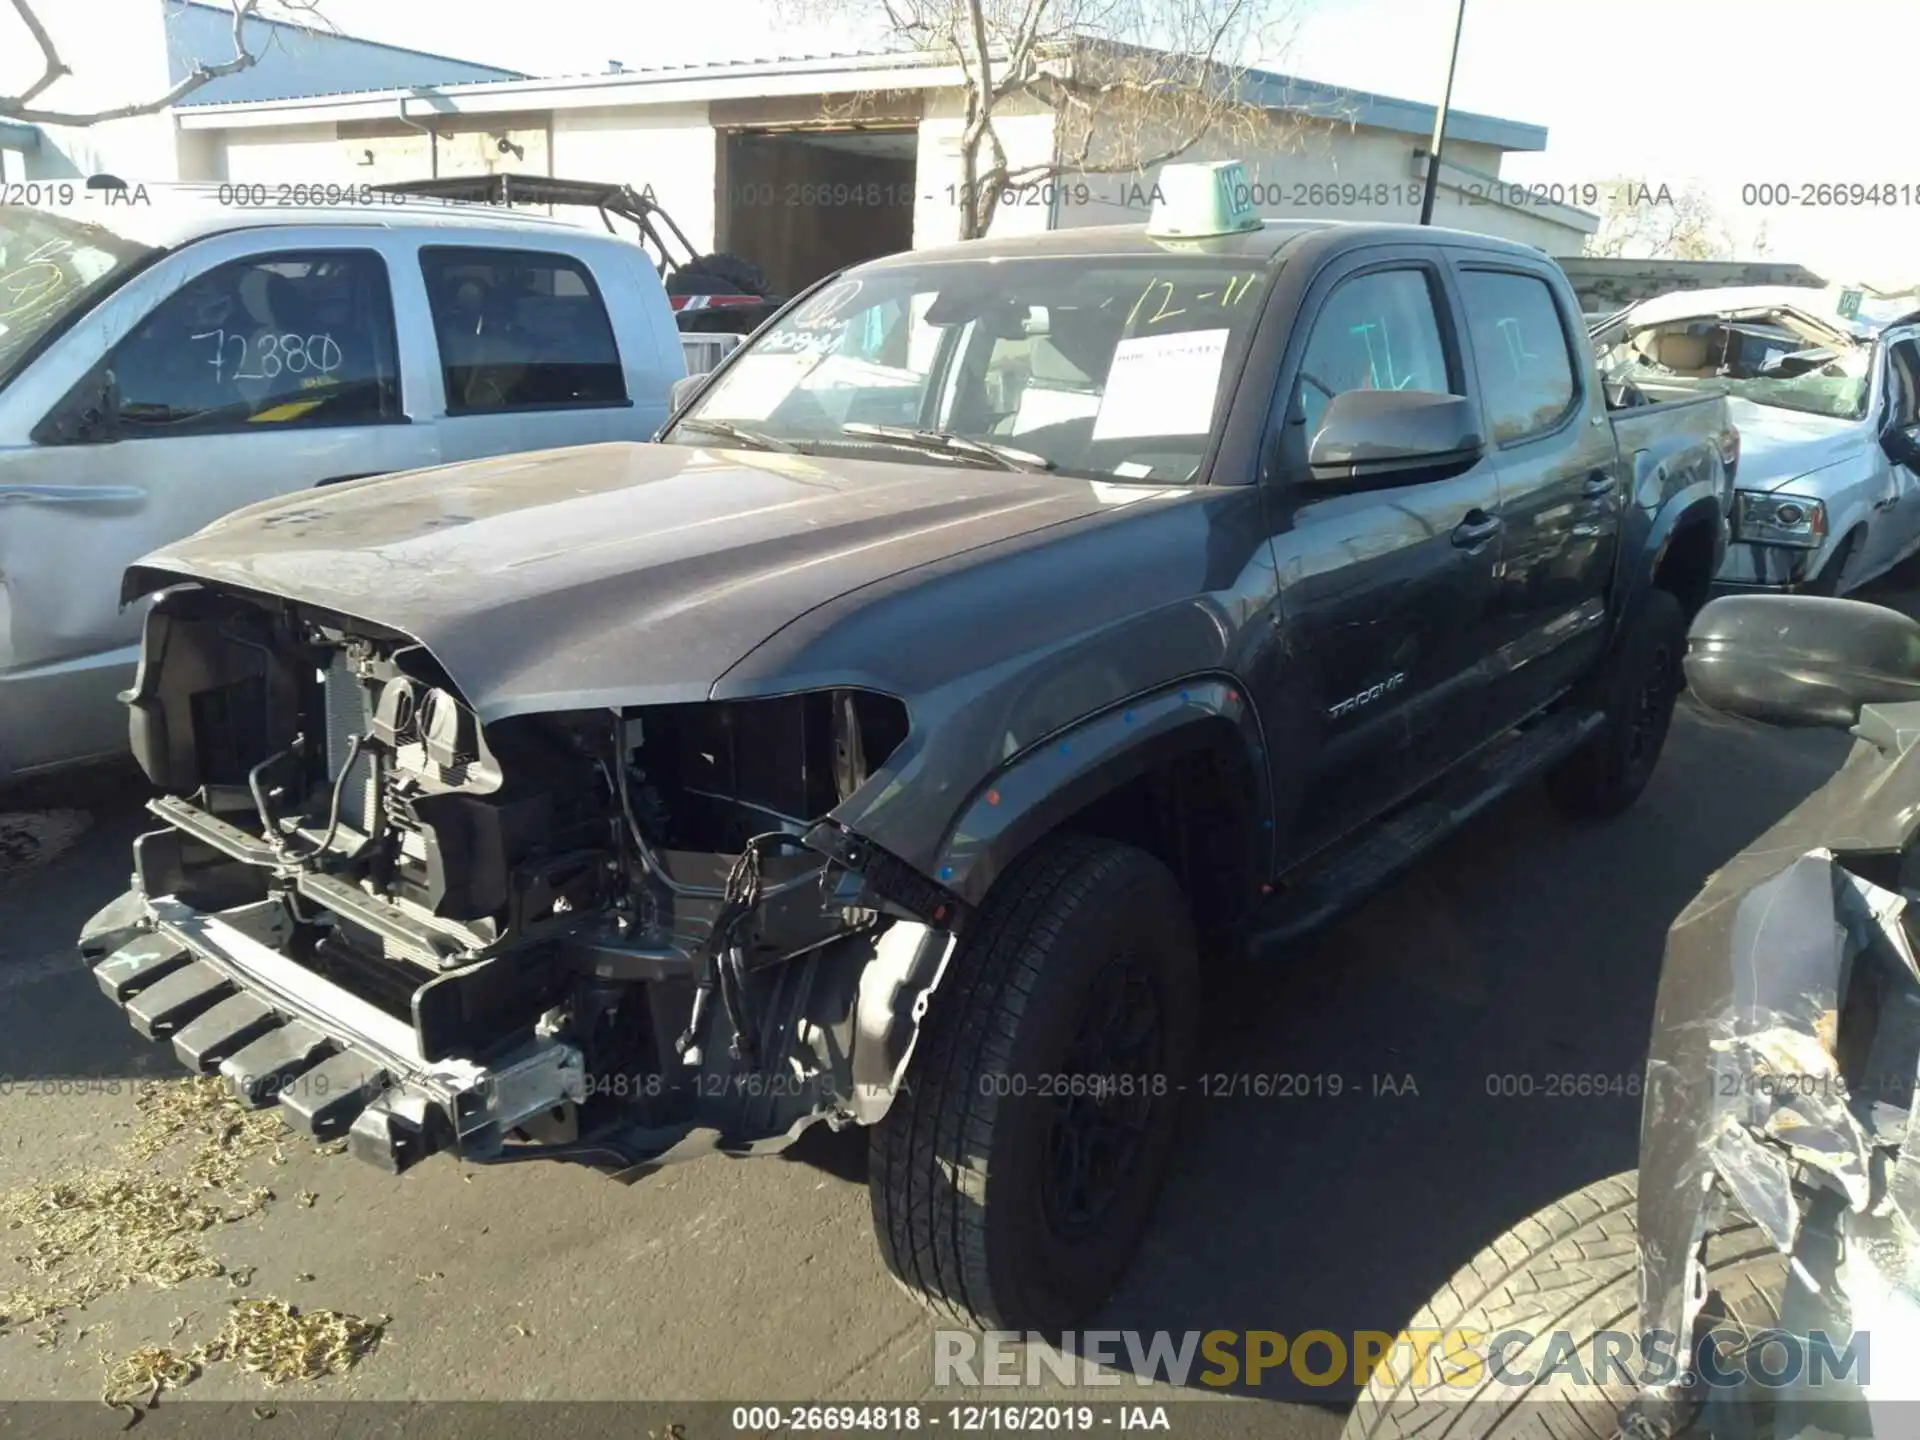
[1258,251,1507,864]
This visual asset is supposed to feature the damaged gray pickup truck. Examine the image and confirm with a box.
[78,197,1738,1333]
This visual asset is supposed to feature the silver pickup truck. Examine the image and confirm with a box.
[0,193,689,785]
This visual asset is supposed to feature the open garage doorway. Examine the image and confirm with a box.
[718,128,918,298]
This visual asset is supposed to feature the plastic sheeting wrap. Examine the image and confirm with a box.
[1637,704,1920,1418]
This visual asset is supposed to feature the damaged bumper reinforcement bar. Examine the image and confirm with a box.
[79,792,967,1178]
[82,890,586,1173]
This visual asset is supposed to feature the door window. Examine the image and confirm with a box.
[420,246,626,413]
[1456,269,1579,443]
[1294,269,1456,438]
[1886,339,1920,428]
[54,249,399,440]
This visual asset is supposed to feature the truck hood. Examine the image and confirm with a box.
[1723,398,1869,491]
[124,441,1156,722]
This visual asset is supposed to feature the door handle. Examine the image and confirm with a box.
[1581,471,1617,498]
[1451,509,1502,548]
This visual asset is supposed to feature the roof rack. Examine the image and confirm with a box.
[370,173,703,275]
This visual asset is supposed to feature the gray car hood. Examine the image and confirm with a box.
[124,441,1142,722]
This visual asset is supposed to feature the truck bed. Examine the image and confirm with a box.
[1610,389,1736,505]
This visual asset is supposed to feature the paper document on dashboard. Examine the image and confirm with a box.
[1091,329,1229,441]
[700,353,821,422]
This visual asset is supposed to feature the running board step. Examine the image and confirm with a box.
[1252,710,1604,946]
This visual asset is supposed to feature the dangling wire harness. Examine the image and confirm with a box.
[675,831,812,1067]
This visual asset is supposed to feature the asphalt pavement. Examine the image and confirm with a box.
[3,574,1908,1427]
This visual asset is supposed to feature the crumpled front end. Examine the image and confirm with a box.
[1634,699,1920,1432]
[80,581,966,1178]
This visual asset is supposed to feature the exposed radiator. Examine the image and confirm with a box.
[322,652,380,836]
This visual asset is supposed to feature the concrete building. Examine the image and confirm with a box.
[5,5,1597,298]
[0,0,521,181]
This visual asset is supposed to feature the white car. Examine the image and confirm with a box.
[1593,285,1920,595]
[0,190,690,783]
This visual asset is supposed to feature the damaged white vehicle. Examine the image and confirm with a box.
[1347,592,1920,1439]
[1594,288,1920,597]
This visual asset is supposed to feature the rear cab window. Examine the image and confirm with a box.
[39,248,401,441]
[419,246,627,414]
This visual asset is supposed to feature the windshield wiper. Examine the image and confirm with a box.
[673,417,795,452]
[840,422,1054,473]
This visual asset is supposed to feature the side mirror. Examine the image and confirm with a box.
[669,373,707,413]
[33,369,121,446]
[1305,390,1483,485]
[1685,594,1920,729]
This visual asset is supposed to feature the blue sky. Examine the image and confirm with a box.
[314,0,1920,287]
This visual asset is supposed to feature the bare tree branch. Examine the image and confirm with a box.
[0,0,328,127]
[1586,176,1736,261]
[780,0,1295,239]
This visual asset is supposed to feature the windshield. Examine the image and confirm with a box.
[1598,317,1871,421]
[665,254,1276,481]
[0,207,155,390]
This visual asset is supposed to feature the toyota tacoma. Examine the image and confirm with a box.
[79,170,1738,1334]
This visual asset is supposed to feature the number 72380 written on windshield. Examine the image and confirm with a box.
[190,328,347,384]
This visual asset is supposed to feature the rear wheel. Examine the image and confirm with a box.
[1341,1171,1786,1440]
[867,834,1198,1333]
[1546,588,1685,819]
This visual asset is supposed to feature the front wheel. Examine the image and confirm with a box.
[867,834,1198,1333]
[1545,588,1686,820]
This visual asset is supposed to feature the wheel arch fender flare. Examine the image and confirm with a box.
[926,675,1274,910]
[1620,486,1726,636]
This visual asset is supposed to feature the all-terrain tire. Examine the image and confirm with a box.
[1545,588,1686,819]
[1341,1171,1786,1440]
[867,834,1199,1334]
[665,251,773,297]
